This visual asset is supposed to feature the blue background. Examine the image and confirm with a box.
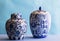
[0,0,60,35]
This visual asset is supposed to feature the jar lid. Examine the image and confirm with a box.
[11,13,22,19]
[31,7,47,15]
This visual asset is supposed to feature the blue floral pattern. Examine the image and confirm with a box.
[6,13,27,40]
[30,13,50,38]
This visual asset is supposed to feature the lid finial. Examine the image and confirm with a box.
[39,7,41,11]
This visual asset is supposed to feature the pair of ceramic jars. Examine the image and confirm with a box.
[6,7,51,40]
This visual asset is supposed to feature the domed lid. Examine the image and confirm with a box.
[31,7,48,15]
[11,13,22,19]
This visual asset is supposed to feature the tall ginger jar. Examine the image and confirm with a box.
[30,7,51,38]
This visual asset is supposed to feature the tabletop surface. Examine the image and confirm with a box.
[0,34,60,41]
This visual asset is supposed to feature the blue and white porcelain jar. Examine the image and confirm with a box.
[30,7,51,38]
[6,13,27,40]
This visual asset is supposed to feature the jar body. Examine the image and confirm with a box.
[30,12,51,38]
[6,18,27,40]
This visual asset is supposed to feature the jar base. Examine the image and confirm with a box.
[8,36,24,40]
[33,35,47,38]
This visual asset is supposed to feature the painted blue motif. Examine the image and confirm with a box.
[6,13,27,40]
[30,14,49,38]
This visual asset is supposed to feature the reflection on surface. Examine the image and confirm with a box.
[0,34,45,41]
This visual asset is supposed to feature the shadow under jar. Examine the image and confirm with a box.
[6,13,27,40]
[30,7,51,38]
